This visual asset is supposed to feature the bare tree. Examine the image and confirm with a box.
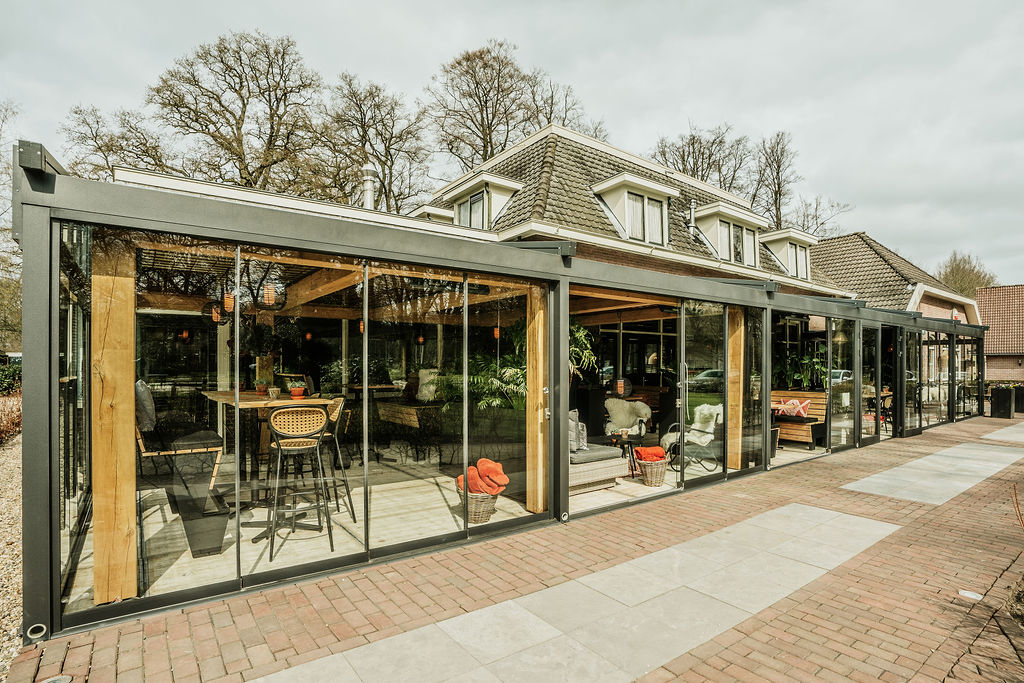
[934,250,998,298]
[750,131,801,230]
[61,105,177,180]
[146,30,321,191]
[425,40,606,171]
[0,100,22,351]
[785,194,852,237]
[320,73,432,212]
[653,123,752,194]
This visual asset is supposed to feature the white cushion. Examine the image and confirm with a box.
[416,369,439,402]
[568,409,580,452]
[604,398,652,435]
[135,379,157,432]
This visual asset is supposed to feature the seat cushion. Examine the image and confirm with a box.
[169,430,222,451]
[569,444,622,464]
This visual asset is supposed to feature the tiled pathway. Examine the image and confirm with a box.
[982,421,1024,444]
[840,441,1024,504]
[254,504,899,682]
[10,417,1024,682]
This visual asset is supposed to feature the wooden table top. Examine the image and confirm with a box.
[201,391,333,409]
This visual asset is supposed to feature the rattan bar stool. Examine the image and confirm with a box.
[266,405,334,562]
[323,398,357,523]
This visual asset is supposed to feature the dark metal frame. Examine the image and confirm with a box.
[13,141,986,640]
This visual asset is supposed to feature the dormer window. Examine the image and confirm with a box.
[456,191,485,229]
[760,228,818,280]
[694,202,768,268]
[592,172,678,246]
[716,219,758,266]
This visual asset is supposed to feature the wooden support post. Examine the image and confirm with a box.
[90,235,138,604]
[727,306,745,470]
[526,285,548,513]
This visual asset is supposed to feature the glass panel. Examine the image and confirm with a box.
[829,318,855,449]
[367,263,465,547]
[467,276,548,525]
[683,300,725,483]
[62,224,240,613]
[743,229,756,267]
[469,192,484,229]
[627,192,645,240]
[905,330,922,431]
[862,327,879,441]
[922,331,948,426]
[237,248,365,577]
[719,220,731,259]
[797,245,809,279]
[646,198,663,244]
[727,306,763,473]
[457,201,469,227]
[732,224,743,264]
[788,243,798,275]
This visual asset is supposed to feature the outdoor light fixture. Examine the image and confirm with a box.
[493,326,500,340]
[201,300,230,326]
[359,319,365,334]
[222,290,235,314]
[305,332,313,341]
[416,333,426,346]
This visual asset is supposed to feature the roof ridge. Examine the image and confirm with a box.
[531,134,558,221]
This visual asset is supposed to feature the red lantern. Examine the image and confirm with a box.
[222,291,235,313]
[304,331,313,341]
[358,319,365,334]
[616,379,625,395]
[493,327,500,340]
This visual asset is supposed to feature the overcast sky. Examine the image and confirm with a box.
[3,0,1022,283]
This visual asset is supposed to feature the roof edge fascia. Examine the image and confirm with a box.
[907,283,982,325]
[759,226,819,245]
[694,202,771,230]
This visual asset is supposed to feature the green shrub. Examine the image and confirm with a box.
[0,364,21,395]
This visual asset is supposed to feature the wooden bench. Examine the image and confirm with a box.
[771,390,827,450]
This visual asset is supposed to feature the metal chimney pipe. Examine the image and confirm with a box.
[688,199,697,236]
[360,163,378,210]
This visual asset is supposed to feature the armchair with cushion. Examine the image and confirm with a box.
[659,403,723,472]
[603,398,652,437]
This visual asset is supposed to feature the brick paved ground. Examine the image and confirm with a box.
[10,417,1024,682]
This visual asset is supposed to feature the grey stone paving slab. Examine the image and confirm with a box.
[685,563,802,613]
[486,635,632,683]
[343,624,481,683]
[731,551,829,590]
[626,546,725,585]
[800,519,897,551]
[251,651,361,683]
[515,580,627,633]
[638,586,753,642]
[840,443,1024,504]
[577,558,680,606]
[769,536,864,569]
[673,534,759,566]
[704,522,796,551]
[982,423,1024,443]
[447,667,502,683]
[436,600,562,664]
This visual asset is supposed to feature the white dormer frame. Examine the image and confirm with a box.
[409,205,455,222]
[693,202,767,268]
[759,228,819,280]
[443,172,524,230]
[591,172,679,246]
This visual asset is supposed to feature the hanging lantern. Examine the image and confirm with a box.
[358,319,365,334]
[253,280,287,311]
[616,378,625,395]
[416,333,426,346]
[304,331,313,341]
[201,301,230,326]
[493,326,500,340]
[178,329,190,342]
[222,290,235,313]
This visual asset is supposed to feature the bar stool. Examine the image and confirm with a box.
[323,397,357,523]
[266,405,334,562]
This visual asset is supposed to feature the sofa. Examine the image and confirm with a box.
[567,409,627,495]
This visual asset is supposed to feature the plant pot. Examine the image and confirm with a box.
[1015,386,1024,413]
[255,385,268,396]
[290,388,305,400]
[992,387,1013,418]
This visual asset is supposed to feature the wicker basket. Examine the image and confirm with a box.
[637,459,668,487]
[467,492,498,524]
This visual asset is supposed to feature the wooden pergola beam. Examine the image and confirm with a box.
[574,306,678,327]
[568,284,678,307]
[569,297,651,315]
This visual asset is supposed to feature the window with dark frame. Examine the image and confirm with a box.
[456,190,486,229]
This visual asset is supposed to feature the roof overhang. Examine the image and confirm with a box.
[907,283,982,325]
[758,227,819,246]
[409,205,454,220]
[497,219,852,298]
[694,202,770,230]
[439,172,524,202]
[591,171,680,199]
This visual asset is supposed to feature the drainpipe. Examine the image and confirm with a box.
[361,163,378,210]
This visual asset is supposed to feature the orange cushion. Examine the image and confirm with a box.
[634,446,666,462]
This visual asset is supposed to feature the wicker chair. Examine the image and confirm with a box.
[323,398,357,523]
[266,405,334,561]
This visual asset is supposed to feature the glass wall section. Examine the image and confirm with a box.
[467,277,549,524]
[726,307,763,473]
[236,248,365,578]
[366,264,465,547]
[922,332,950,426]
[682,300,725,484]
[61,223,239,613]
[861,326,880,443]
[955,337,979,418]
[905,330,922,432]
[829,318,856,450]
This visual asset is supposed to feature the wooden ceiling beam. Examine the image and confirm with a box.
[575,306,678,327]
[568,284,678,307]
[569,297,651,315]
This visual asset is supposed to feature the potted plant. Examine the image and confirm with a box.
[287,379,306,400]
[254,378,269,395]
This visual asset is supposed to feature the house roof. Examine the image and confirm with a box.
[422,127,843,289]
[977,285,1024,355]
[810,232,954,309]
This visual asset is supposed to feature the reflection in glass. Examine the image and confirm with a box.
[727,307,763,472]
[862,327,879,441]
[830,318,856,449]
[682,300,725,483]
[905,330,922,431]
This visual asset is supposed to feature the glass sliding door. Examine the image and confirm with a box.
[904,330,922,434]
[861,326,880,446]
[682,300,725,485]
[829,318,856,450]
[726,306,764,474]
